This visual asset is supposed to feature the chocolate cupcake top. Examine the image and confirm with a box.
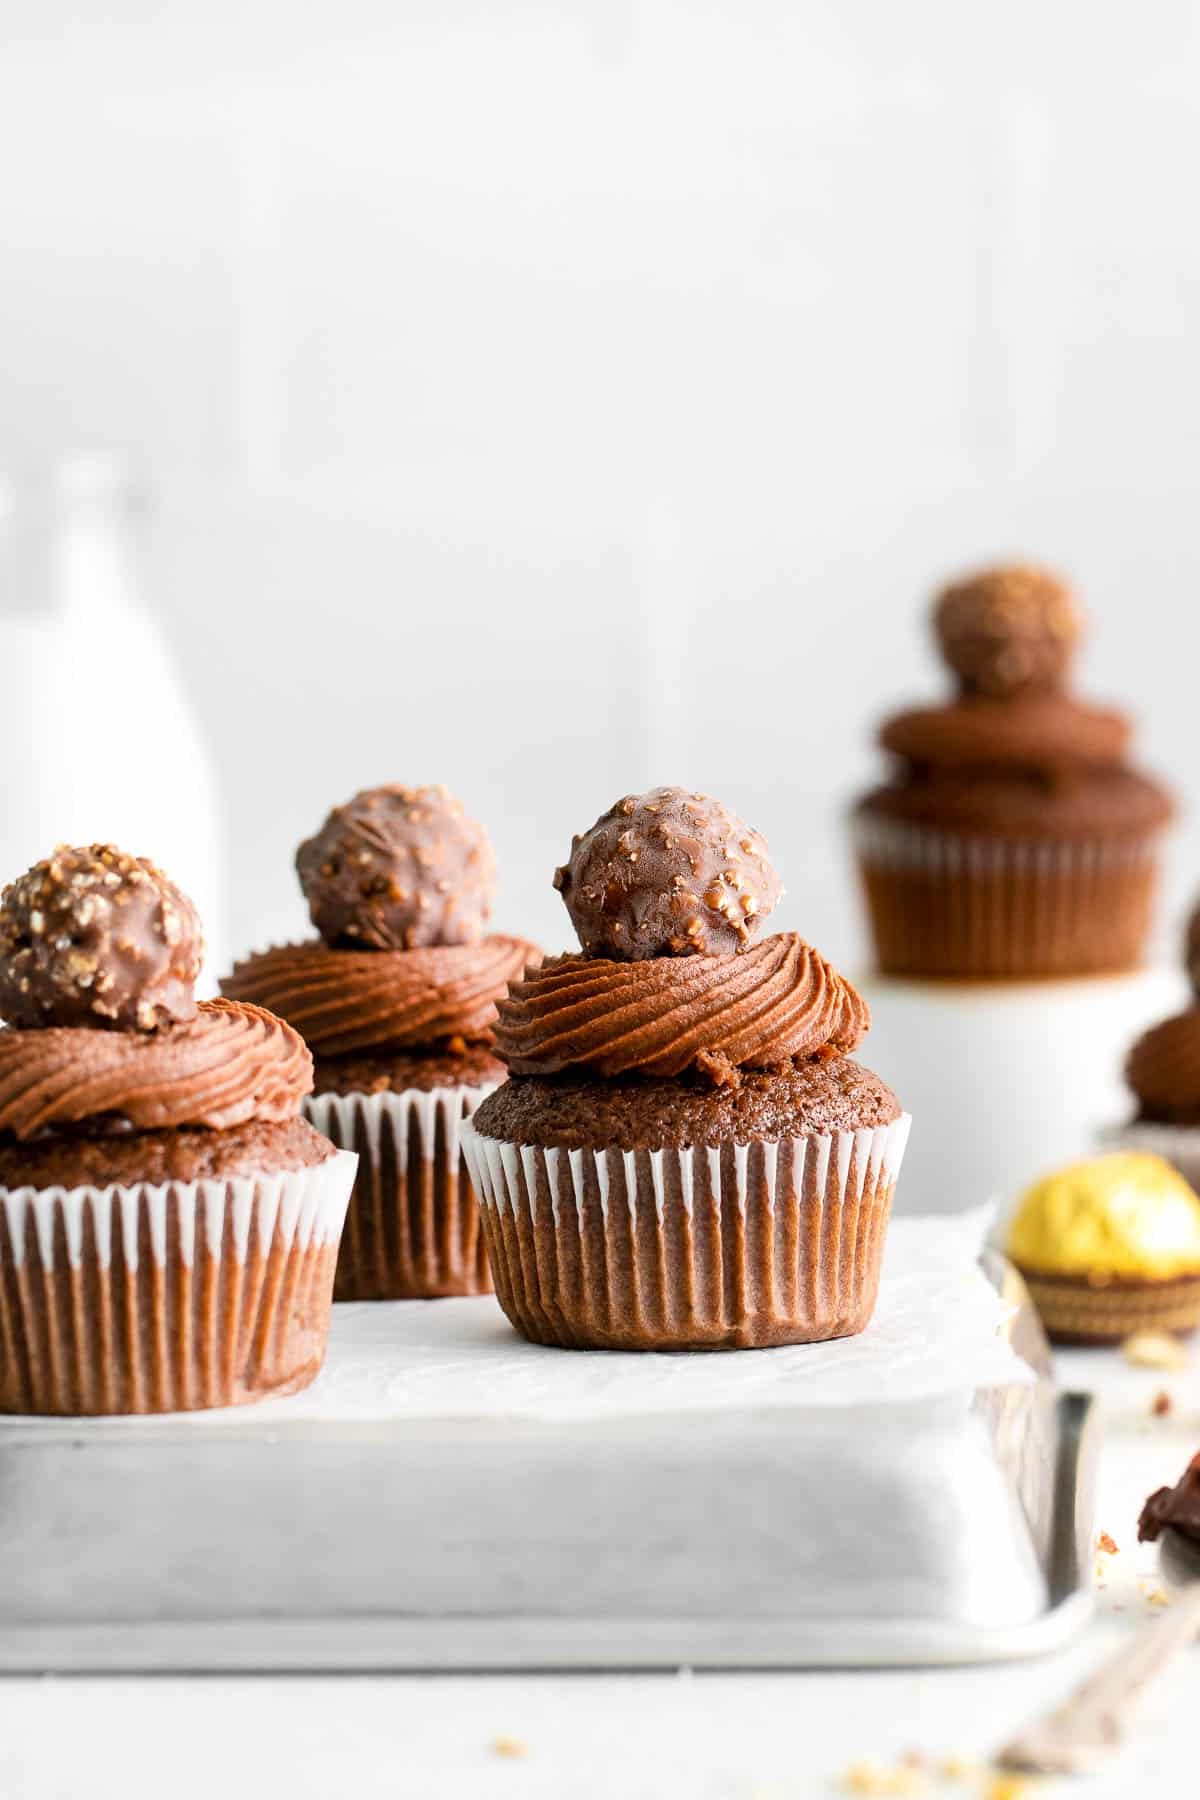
[0,846,315,1147]
[224,784,539,1065]
[858,562,1174,841]
[493,786,871,1088]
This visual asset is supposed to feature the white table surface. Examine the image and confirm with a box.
[1,1344,1195,1800]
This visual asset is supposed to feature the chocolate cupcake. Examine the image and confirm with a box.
[223,785,538,1300]
[0,845,355,1415]
[461,787,911,1351]
[853,563,1173,978]
[1104,900,1200,1190]
[1006,1152,1200,1344]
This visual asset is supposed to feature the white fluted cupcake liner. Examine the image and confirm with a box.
[853,814,1161,978]
[0,1149,356,1415]
[306,1085,496,1300]
[461,1115,912,1350]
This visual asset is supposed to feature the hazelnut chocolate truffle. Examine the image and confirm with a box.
[934,564,1083,699]
[463,786,911,1352]
[853,561,1174,978]
[0,844,202,1031]
[555,786,782,960]
[297,783,495,951]
[1006,1153,1200,1344]
[223,784,538,1301]
[0,845,355,1416]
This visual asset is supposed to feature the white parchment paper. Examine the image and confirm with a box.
[0,1209,1032,1434]
[248,1205,1031,1425]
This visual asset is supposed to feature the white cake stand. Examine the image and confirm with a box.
[859,966,1185,1215]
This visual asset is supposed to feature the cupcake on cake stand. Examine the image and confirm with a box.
[851,563,1178,1213]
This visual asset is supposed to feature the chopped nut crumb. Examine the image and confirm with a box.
[839,1761,928,1796]
[1151,1390,1174,1417]
[491,1735,527,1759]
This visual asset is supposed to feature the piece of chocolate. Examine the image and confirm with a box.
[554,785,782,960]
[934,563,1083,698]
[296,784,496,951]
[0,844,202,1032]
[1138,1451,1200,1547]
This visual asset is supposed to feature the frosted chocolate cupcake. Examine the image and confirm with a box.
[0,845,354,1415]
[462,787,911,1351]
[854,564,1173,978]
[223,785,537,1300]
[1006,1152,1200,1344]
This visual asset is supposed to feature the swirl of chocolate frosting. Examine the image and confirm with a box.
[0,999,313,1142]
[1127,1010,1200,1126]
[492,932,869,1079]
[222,935,539,1056]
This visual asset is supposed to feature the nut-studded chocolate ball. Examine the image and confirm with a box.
[555,786,783,960]
[0,845,203,1032]
[934,563,1084,698]
[297,784,496,951]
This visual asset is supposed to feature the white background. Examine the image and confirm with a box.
[1,1,1198,972]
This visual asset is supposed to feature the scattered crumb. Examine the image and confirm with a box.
[1122,1331,1189,1371]
[1145,1587,1171,1609]
[985,1778,1037,1800]
[1097,1530,1119,1555]
[939,1756,978,1781]
[839,1760,928,1796]
[491,1736,527,1759]
[1152,1390,1174,1416]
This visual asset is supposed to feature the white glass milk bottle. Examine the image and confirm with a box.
[0,456,226,990]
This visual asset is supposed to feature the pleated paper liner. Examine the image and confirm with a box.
[306,1085,496,1301]
[462,1115,912,1350]
[1016,1266,1200,1346]
[854,815,1161,978]
[0,1150,356,1415]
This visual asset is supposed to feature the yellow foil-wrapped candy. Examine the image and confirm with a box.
[1007,1153,1200,1343]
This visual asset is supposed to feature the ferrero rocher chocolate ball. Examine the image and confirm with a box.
[0,845,203,1032]
[555,786,783,960]
[297,784,496,951]
[934,563,1083,698]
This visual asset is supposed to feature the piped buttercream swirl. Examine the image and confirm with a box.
[493,932,869,1078]
[1127,1009,1200,1126]
[221,936,539,1055]
[0,998,312,1141]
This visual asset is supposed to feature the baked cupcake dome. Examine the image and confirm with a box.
[464,787,911,1352]
[853,563,1173,979]
[223,784,538,1301]
[1006,1152,1200,1344]
[0,845,354,1415]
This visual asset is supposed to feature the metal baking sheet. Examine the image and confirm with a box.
[0,1261,1097,1672]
